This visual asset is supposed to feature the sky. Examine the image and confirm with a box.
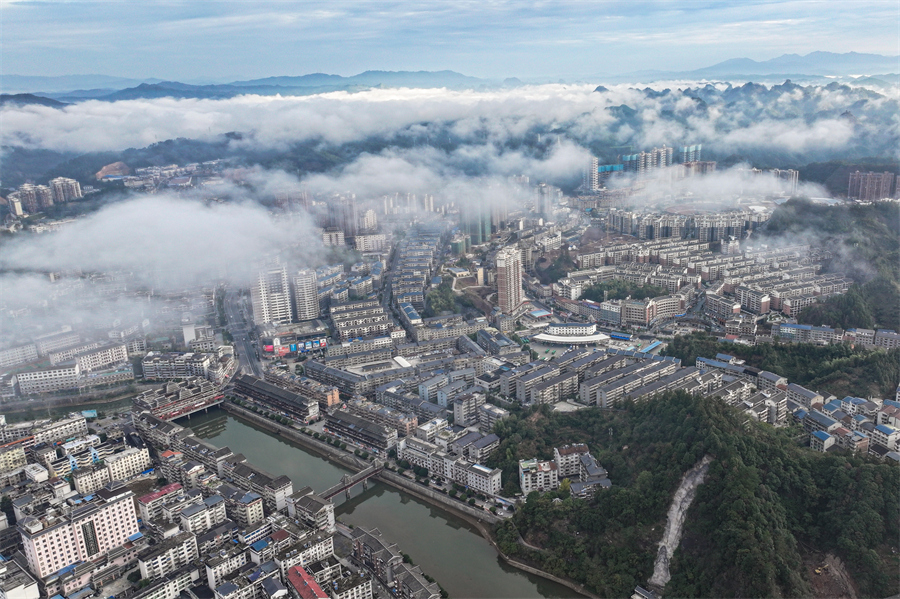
[3,0,899,81]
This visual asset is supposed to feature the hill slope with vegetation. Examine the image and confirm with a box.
[761,198,900,331]
[489,394,899,598]
[661,331,900,399]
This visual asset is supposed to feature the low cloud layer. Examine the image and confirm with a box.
[0,194,327,336]
[0,195,321,287]
[2,80,897,162]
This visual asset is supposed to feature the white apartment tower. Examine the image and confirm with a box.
[251,265,292,325]
[49,178,83,203]
[585,157,600,191]
[496,247,523,315]
[292,269,319,322]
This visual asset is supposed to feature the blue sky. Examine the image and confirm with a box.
[3,1,899,80]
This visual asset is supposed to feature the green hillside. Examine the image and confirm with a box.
[761,198,900,331]
[662,332,900,399]
[489,394,899,598]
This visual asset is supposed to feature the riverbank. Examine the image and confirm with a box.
[222,402,598,599]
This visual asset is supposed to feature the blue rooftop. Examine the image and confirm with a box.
[875,424,898,435]
[811,430,832,441]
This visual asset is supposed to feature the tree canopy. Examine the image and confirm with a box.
[491,393,899,598]
[662,331,900,398]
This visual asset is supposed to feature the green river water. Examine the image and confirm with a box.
[185,409,581,599]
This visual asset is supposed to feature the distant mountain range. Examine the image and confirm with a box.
[626,51,899,80]
[2,52,896,103]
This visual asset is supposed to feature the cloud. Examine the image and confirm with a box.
[0,193,330,338]
[619,163,830,206]
[2,81,896,165]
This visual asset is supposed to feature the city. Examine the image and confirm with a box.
[0,3,898,599]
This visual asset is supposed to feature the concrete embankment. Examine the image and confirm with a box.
[223,403,598,598]
[222,403,499,522]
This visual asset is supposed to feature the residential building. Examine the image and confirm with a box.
[137,483,184,522]
[49,178,83,203]
[414,418,448,443]
[286,488,335,534]
[105,446,151,481]
[452,393,486,427]
[519,458,559,494]
[496,247,523,315]
[0,556,39,599]
[221,460,294,512]
[252,264,293,325]
[553,444,590,479]
[179,495,227,534]
[872,424,900,451]
[848,171,895,201]
[0,345,39,369]
[324,411,398,454]
[477,404,509,433]
[16,363,80,395]
[218,484,266,528]
[72,465,110,494]
[233,374,320,424]
[286,566,328,599]
[138,531,198,580]
[293,270,320,322]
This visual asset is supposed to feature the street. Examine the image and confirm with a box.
[223,287,263,378]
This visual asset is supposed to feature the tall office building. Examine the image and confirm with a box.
[496,247,524,315]
[251,264,292,325]
[292,269,319,322]
[49,178,83,203]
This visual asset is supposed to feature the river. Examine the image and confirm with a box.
[185,409,581,599]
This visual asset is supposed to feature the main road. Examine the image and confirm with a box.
[223,287,263,379]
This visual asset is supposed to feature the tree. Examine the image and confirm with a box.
[0,496,14,525]
[582,280,668,303]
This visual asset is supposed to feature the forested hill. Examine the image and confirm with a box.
[489,393,899,598]
[761,198,900,331]
[662,332,900,398]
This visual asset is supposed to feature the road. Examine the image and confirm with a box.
[223,287,263,378]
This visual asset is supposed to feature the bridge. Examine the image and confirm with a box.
[320,461,384,500]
